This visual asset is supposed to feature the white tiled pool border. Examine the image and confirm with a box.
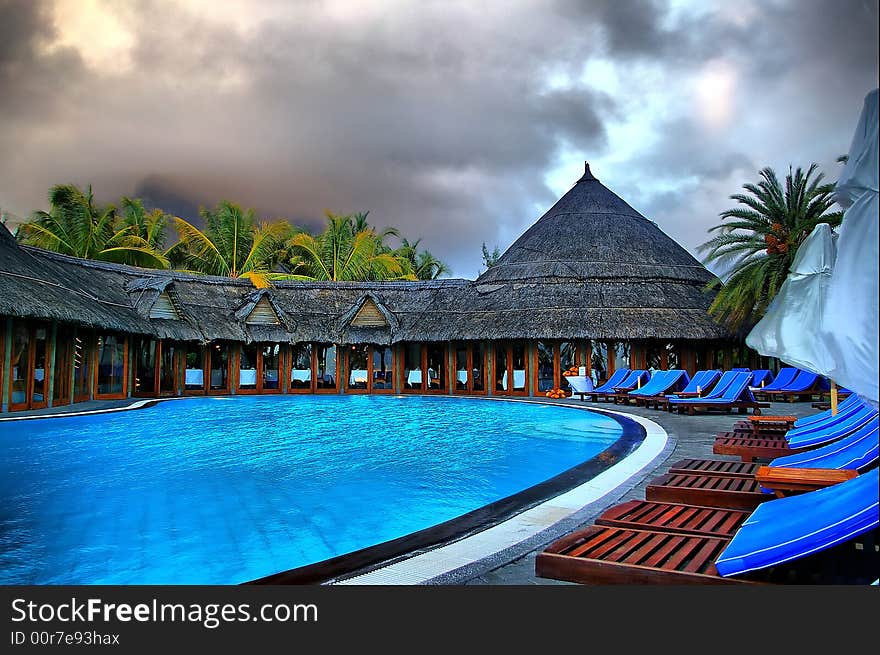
[332,402,669,585]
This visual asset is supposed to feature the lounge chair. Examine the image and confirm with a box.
[616,370,690,406]
[593,420,878,540]
[536,470,879,584]
[732,393,863,434]
[759,370,831,403]
[666,371,763,416]
[730,367,751,372]
[593,370,649,403]
[751,367,799,399]
[648,417,879,509]
[647,369,720,410]
[748,369,774,390]
[581,368,630,402]
[714,403,878,462]
[566,375,594,400]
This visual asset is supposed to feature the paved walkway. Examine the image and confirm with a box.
[458,398,818,584]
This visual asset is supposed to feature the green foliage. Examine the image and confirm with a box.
[286,211,417,282]
[481,242,501,270]
[18,184,448,286]
[17,184,171,268]
[698,164,843,331]
[168,201,295,288]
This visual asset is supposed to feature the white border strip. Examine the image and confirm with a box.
[334,405,668,585]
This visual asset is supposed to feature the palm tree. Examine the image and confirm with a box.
[17,184,170,268]
[397,238,450,280]
[168,200,294,288]
[287,211,415,281]
[698,164,843,331]
[118,197,170,252]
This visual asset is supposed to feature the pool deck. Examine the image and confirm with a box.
[458,398,818,585]
[1,395,821,585]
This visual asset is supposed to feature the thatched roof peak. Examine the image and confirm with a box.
[577,161,597,183]
[477,167,716,286]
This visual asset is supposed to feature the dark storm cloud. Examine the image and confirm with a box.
[0,0,877,278]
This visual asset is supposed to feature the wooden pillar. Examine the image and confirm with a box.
[47,322,58,407]
[486,341,495,397]
[1,317,11,413]
[527,340,535,397]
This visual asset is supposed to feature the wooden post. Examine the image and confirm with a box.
[1,317,12,413]
[830,380,838,416]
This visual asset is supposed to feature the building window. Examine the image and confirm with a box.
[316,344,337,391]
[95,333,126,398]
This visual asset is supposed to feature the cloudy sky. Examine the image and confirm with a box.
[1,0,877,279]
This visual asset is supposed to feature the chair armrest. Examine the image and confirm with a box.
[755,466,858,497]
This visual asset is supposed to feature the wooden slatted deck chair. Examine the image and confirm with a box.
[648,418,878,509]
[582,368,630,402]
[619,370,690,407]
[759,370,831,403]
[595,499,751,538]
[666,371,764,416]
[751,367,800,401]
[714,406,878,462]
[535,470,880,585]
[592,370,648,403]
[648,369,721,410]
[730,392,864,435]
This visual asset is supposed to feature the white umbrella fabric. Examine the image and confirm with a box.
[821,88,879,407]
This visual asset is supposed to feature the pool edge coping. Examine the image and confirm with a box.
[329,401,669,585]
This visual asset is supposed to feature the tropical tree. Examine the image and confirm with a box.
[168,200,294,288]
[698,164,843,331]
[286,211,415,281]
[481,242,502,270]
[397,238,450,280]
[17,184,170,268]
[118,197,170,252]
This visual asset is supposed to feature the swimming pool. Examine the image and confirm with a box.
[0,395,636,584]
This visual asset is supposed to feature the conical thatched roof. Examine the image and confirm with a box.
[477,163,714,285]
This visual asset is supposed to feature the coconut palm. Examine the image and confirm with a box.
[287,211,415,281]
[168,201,294,288]
[17,184,171,268]
[698,164,843,331]
[397,238,450,280]
[118,197,170,252]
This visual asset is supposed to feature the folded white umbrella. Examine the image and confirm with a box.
[820,88,879,407]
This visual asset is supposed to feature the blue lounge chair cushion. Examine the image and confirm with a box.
[668,371,753,403]
[593,369,630,394]
[759,367,800,392]
[629,370,690,397]
[749,369,775,388]
[715,470,880,577]
[793,394,862,428]
[786,406,879,449]
[772,417,879,471]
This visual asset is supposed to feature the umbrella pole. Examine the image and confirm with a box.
[830,380,838,416]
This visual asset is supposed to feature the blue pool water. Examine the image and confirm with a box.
[0,395,625,584]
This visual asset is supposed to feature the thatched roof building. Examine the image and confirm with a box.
[1,164,728,345]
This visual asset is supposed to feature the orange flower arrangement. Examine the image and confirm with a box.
[545,387,570,399]
[561,365,579,377]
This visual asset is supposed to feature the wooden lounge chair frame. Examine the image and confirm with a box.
[595,499,750,539]
[645,467,856,510]
[535,523,879,585]
[712,432,797,462]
